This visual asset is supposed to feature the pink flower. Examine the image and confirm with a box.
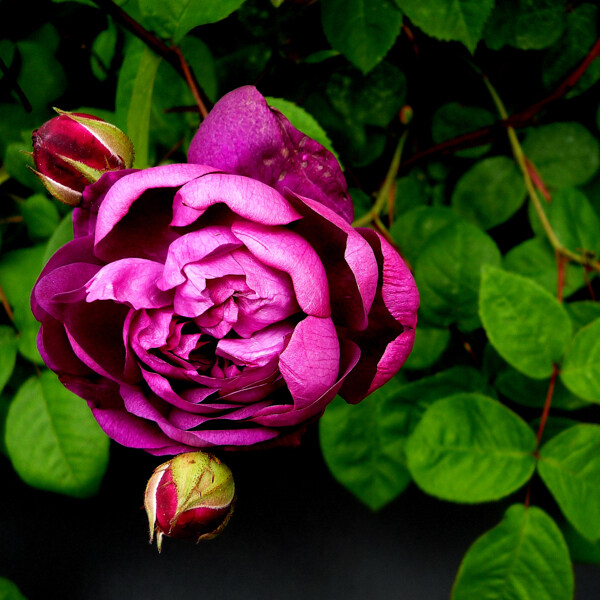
[31,87,419,454]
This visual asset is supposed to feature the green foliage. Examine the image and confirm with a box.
[406,394,536,502]
[321,0,404,74]
[5,371,110,498]
[479,267,571,379]
[538,425,600,540]
[395,0,495,52]
[451,156,525,229]
[2,0,600,594]
[452,504,573,599]
[0,578,27,600]
[319,379,412,511]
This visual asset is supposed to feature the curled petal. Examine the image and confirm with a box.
[171,172,302,227]
[188,86,353,222]
[340,229,419,404]
[86,259,172,309]
[231,221,330,317]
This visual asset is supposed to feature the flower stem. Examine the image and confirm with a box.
[482,74,600,273]
[353,131,407,228]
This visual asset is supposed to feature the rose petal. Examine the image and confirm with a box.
[171,172,302,227]
[231,221,330,317]
[188,86,353,222]
[86,258,172,310]
[287,191,378,331]
[340,229,419,404]
[278,315,339,409]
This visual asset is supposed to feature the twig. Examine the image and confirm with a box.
[402,36,600,169]
[90,0,212,117]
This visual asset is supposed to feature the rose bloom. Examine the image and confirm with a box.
[31,87,419,454]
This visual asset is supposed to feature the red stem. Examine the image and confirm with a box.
[402,36,600,168]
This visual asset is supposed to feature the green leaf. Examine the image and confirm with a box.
[393,171,429,215]
[350,188,373,221]
[452,504,573,600]
[180,35,218,102]
[319,379,412,510]
[528,187,600,257]
[560,317,600,403]
[116,37,162,168]
[265,97,338,158]
[451,156,526,229]
[138,0,246,43]
[538,424,600,540]
[415,220,502,330]
[91,20,117,81]
[20,194,60,241]
[406,393,537,502]
[479,266,572,379]
[431,102,495,158]
[0,245,46,364]
[5,371,109,498]
[496,366,590,411]
[0,577,27,600]
[14,24,66,111]
[522,122,600,189]
[321,0,404,74]
[562,519,600,564]
[42,210,74,264]
[503,237,587,299]
[390,205,460,265]
[396,0,495,52]
[542,3,600,96]
[402,325,450,370]
[0,326,18,395]
[483,0,568,51]
[565,301,600,334]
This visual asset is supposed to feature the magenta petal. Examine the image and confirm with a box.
[279,315,339,408]
[95,164,215,245]
[286,192,378,330]
[86,258,172,309]
[216,321,294,368]
[340,229,419,404]
[159,226,242,290]
[171,172,301,227]
[188,86,353,223]
[232,220,330,317]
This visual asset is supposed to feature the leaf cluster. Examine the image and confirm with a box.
[1,0,600,597]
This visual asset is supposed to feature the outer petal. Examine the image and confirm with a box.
[171,172,302,228]
[340,229,419,404]
[187,86,353,223]
[278,315,340,409]
[94,164,217,262]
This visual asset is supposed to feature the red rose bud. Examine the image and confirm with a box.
[144,452,235,551]
[31,109,134,206]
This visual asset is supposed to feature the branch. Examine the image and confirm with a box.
[90,0,211,117]
[402,36,600,169]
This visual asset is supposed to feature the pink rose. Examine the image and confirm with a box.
[31,87,418,454]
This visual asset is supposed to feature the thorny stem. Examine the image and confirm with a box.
[525,363,560,508]
[172,46,208,119]
[482,74,600,274]
[353,131,408,228]
[402,36,600,169]
[90,0,211,118]
[0,282,14,322]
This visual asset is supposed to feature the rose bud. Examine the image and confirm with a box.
[144,452,235,551]
[31,109,134,206]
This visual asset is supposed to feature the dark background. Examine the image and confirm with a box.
[2,425,600,600]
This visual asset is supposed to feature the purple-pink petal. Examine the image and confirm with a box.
[188,86,354,223]
[231,220,330,317]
